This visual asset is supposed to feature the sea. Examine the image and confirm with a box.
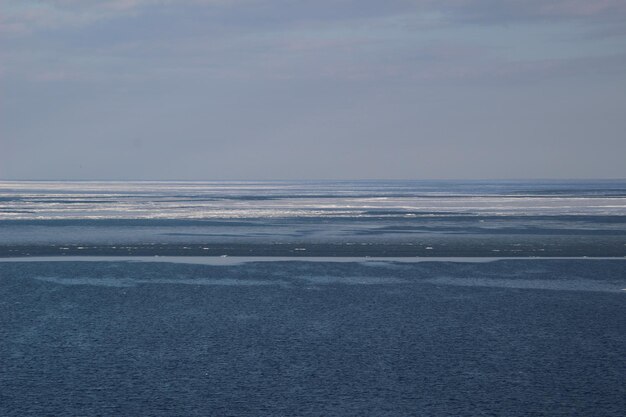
[0,180,625,416]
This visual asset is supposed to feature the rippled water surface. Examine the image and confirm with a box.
[1,259,625,416]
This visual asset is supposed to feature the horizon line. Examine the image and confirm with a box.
[1,178,626,183]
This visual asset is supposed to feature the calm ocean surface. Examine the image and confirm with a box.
[1,180,625,415]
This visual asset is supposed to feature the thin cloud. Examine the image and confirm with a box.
[4,0,626,36]
[419,0,626,23]
[0,0,247,34]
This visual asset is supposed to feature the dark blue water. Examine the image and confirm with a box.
[1,259,624,416]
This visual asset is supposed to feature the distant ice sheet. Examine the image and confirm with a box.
[1,180,625,220]
[2,181,624,253]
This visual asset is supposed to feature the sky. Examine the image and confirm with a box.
[1,0,626,180]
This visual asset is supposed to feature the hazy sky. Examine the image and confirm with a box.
[1,0,626,180]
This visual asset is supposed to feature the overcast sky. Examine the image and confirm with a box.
[1,0,625,180]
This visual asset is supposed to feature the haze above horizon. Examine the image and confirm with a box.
[2,1,625,180]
